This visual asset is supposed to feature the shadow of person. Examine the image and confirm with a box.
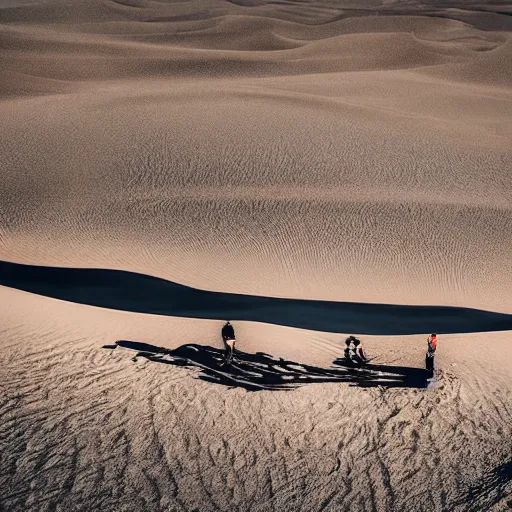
[108,341,431,391]
[332,358,432,384]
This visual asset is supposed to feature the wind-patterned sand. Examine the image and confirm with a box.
[1,0,511,511]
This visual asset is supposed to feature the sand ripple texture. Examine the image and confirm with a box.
[1,289,512,512]
[2,79,511,310]
[1,1,512,511]
[1,0,512,311]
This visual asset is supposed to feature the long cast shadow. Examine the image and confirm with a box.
[111,340,431,391]
[2,259,512,335]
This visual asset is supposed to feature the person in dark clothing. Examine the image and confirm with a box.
[343,336,367,365]
[220,321,236,368]
[344,337,353,364]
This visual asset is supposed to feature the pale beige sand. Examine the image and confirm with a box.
[1,0,512,510]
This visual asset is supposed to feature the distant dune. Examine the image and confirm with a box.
[1,1,511,511]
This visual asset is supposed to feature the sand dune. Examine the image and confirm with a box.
[2,288,512,511]
[1,0,511,511]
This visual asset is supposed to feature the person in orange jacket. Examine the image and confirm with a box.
[428,333,438,354]
[425,333,438,371]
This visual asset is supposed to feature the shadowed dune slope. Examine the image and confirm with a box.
[2,260,512,335]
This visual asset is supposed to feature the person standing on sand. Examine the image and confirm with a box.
[220,321,236,368]
[427,333,438,354]
[425,333,438,372]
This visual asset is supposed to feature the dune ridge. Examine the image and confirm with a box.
[2,260,512,335]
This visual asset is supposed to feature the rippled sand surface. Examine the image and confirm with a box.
[1,1,511,511]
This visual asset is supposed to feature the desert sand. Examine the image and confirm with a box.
[1,1,511,510]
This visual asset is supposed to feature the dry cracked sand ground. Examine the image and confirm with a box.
[1,1,512,511]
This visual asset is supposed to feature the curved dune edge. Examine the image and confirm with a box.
[1,3,511,96]
[2,260,512,335]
